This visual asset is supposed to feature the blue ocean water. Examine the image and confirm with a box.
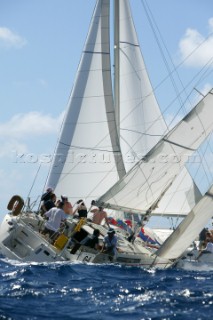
[0,258,212,320]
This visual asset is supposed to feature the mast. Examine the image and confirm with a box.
[114,0,120,137]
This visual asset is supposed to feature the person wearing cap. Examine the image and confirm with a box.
[102,228,117,257]
[90,206,110,227]
[42,193,57,212]
[41,187,54,202]
[39,187,54,215]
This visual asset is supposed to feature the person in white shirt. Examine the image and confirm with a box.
[42,201,69,242]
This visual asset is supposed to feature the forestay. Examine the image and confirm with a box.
[155,184,213,260]
[97,90,213,214]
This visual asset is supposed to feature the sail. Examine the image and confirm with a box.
[97,90,213,214]
[47,0,125,206]
[117,0,167,172]
[152,167,202,217]
[156,185,213,261]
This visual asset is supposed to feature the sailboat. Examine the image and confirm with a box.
[0,0,213,268]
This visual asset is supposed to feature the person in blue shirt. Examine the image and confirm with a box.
[102,228,117,257]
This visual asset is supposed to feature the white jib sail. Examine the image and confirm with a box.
[118,0,167,172]
[152,167,202,217]
[47,0,125,206]
[156,184,213,261]
[97,89,213,214]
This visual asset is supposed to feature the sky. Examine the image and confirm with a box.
[0,0,213,222]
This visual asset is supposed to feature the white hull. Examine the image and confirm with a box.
[175,246,213,269]
[0,212,173,269]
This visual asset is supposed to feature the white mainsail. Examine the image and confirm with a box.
[117,0,167,172]
[97,89,213,214]
[46,0,169,206]
[47,0,125,205]
[155,185,213,261]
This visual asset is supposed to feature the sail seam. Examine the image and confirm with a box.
[120,41,139,47]
[83,50,109,55]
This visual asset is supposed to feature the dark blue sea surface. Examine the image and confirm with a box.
[0,258,212,320]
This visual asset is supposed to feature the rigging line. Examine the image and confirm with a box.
[188,75,213,152]
[144,173,176,209]
[98,165,149,208]
[162,138,196,152]
[142,0,191,114]
[118,133,159,199]
[118,46,168,138]
[147,16,213,94]
[144,7,212,138]
[120,3,207,139]
[120,128,169,204]
[26,163,42,201]
[203,131,213,172]
[97,163,142,204]
[120,129,173,204]
[191,134,213,187]
[120,127,165,137]
[197,148,213,186]
[117,132,169,209]
[54,109,127,194]
[64,119,116,125]
[55,114,125,189]
[162,59,213,128]
[156,169,192,216]
[140,0,213,122]
[141,0,186,118]
[118,41,212,146]
[45,91,71,187]
[161,57,213,130]
[59,141,121,153]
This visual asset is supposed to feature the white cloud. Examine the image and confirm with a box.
[0,27,26,48]
[0,111,64,159]
[0,140,28,158]
[178,18,213,67]
[0,111,64,139]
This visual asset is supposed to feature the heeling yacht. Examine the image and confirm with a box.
[0,0,213,268]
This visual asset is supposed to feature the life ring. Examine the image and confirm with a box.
[7,195,24,216]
